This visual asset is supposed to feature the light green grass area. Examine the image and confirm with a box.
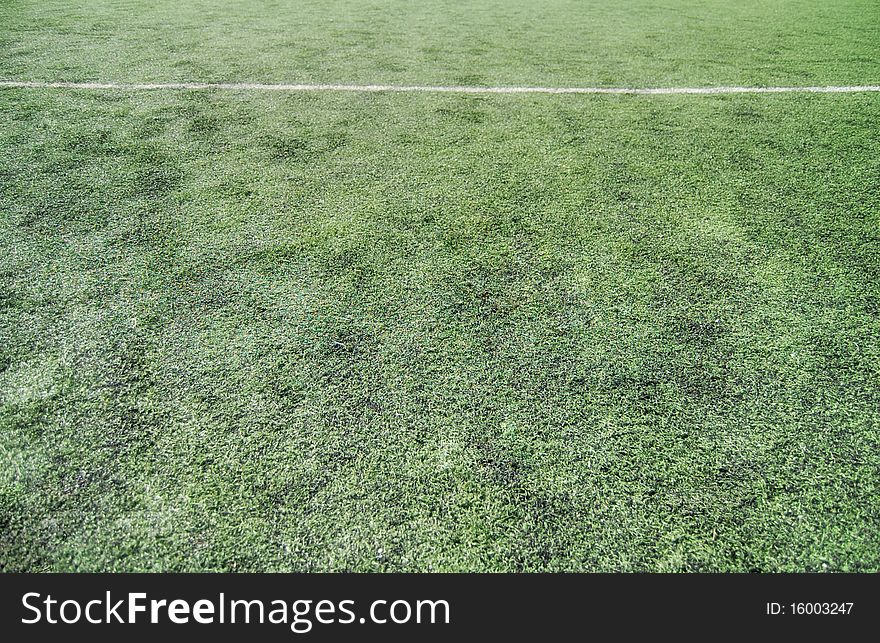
[1,0,878,87]
[1,1,879,571]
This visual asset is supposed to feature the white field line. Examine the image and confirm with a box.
[1,80,879,95]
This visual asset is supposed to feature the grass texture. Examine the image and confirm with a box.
[1,1,879,571]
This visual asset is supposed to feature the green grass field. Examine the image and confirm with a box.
[1,0,879,572]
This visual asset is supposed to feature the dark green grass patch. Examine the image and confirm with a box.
[1,86,878,571]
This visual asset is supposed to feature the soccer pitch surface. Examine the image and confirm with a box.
[1,0,878,572]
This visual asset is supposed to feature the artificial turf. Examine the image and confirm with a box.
[1,1,879,572]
